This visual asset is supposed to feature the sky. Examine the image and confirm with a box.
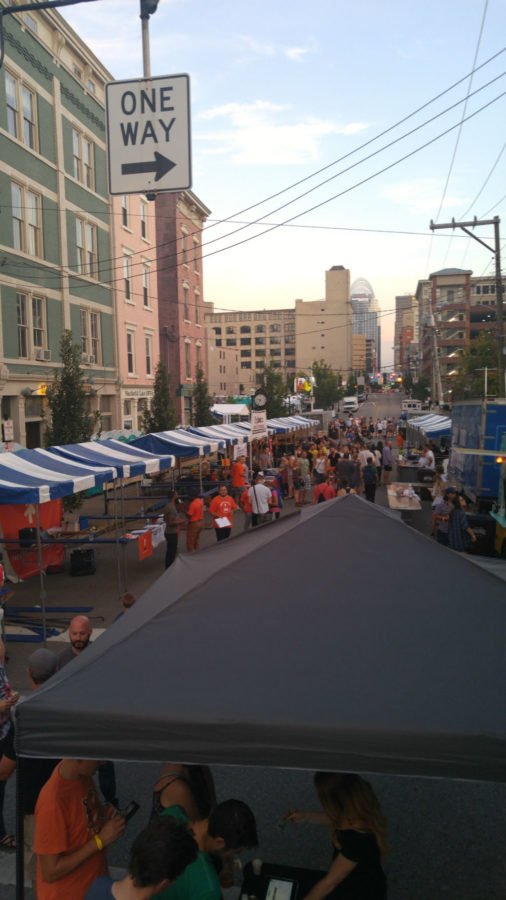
[61,0,506,368]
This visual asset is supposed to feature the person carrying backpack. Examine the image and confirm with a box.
[362,457,379,503]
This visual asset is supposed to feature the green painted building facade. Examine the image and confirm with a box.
[0,3,118,446]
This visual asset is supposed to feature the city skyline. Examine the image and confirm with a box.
[61,0,506,369]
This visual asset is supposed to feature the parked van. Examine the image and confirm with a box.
[343,396,359,413]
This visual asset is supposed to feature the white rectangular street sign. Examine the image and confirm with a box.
[105,73,191,195]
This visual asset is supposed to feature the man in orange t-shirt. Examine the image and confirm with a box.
[231,457,246,500]
[208,484,238,541]
[186,490,205,553]
[34,759,125,900]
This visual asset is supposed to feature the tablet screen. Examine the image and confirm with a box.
[265,878,297,900]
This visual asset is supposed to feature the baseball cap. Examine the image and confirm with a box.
[28,648,58,681]
[444,486,457,496]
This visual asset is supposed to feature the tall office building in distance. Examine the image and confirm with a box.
[350,278,380,372]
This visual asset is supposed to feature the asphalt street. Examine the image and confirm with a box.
[1,394,504,898]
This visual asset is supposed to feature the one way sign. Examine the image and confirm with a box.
[105,74,191,195]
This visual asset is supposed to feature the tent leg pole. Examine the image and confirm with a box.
[15,757,25,900]
[114,482,122,599]
[34,506,47,646]
[121,480,128,592]
[199,459,203,494]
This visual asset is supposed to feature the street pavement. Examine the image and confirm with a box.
[1,406,504,899]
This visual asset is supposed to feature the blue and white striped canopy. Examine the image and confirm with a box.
[0,448,117,505]
[133,430,226,457]
[187,425,249,446]
[48,439,174,478]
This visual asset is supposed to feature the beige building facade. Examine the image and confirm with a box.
[352,334,366,371]
[295,266,352,378]
[206,339,255,398]
[204,302,296,387]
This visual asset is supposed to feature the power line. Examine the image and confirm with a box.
[6,86,506,299]
[5,55,506,283]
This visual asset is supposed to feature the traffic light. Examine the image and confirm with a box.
[140,0,160,19]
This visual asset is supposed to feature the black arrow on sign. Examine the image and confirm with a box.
[121,152,176,182]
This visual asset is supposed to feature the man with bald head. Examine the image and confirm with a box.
[57,615,93,669]
[57,616,118,808]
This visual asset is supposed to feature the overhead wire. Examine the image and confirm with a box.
[5,51,506,283]
[427,0,490,271]
[6,84,506,299]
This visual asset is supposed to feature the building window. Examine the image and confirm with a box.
[226,326,236,335]
[16,293,28,358]
[255,337,265,346]
[140,202,147,239]
[76,218,97,277]
[241,349,251,358]
[195,292,200,325]
[270,336,281,345]
[181,230,187,264]
[32,296,45,349]
[255,324,265,333]
[6,72,38,149]
[145,335,152,375]
[226,339,237,347]
[483,285,489,295]
[196,345,202,370]
[270,324,281,332]
[121,195,128,227]
[183,285,190,320]
[241,361,252,369]
[127,332,135,374]
[213,327,222,335]
[80,309,100,363]
[87,79,95,94]
[25,13,37,31]
[240,326,251,333]
[240,338,251,346]
[142,264,150,307]
[185,342,191,378]
[123,255,132,300]
[11,183,41,256]
[72,62,82,78]
[72,129,94,188]
[193,239,199,273]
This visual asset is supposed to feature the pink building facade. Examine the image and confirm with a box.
[155,190,210,424]
[113,192,160,432]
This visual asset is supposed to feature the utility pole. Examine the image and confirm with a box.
[140,0,160,77]
[430,216,504,398]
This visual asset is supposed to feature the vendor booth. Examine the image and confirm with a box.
[17,495,505,781]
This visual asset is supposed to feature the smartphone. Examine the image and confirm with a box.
[123,801,140,822]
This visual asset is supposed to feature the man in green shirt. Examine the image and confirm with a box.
[159,799,258,900]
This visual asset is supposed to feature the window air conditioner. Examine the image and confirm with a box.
[35,348,45,360]
[43,349,51,361]
[87,354,96,364]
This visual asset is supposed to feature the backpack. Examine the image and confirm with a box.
[363,465,376,485]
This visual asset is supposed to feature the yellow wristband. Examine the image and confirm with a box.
[94,834,103,851]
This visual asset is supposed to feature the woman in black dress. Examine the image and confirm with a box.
[284,772,388,899]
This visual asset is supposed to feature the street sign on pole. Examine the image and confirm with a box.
[105,73,191,195]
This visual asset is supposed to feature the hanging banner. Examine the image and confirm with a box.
[250,411,268,440]
[138,530,153,561]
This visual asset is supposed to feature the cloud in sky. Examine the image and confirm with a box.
[380,179,467,214]
[197,101,370,165]
[284,46,310,62]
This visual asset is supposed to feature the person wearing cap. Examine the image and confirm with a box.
[248,473,272,527]
[0,649,59,894]
[433,487,457,546]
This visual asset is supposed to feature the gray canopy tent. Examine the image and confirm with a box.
[16,494,505,783]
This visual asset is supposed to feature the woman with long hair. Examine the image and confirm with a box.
[151,763,216,822]
[284,772,388,899]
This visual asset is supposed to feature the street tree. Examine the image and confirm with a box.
[311,360,343,409]
[45,330,99,447]
[192,367,215,426]
[451,332,499,400]
[142,360,177,432]
[402,373,431,402]
[346,373,357,394]
[44,331,100,511]
[258,360,287,418]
